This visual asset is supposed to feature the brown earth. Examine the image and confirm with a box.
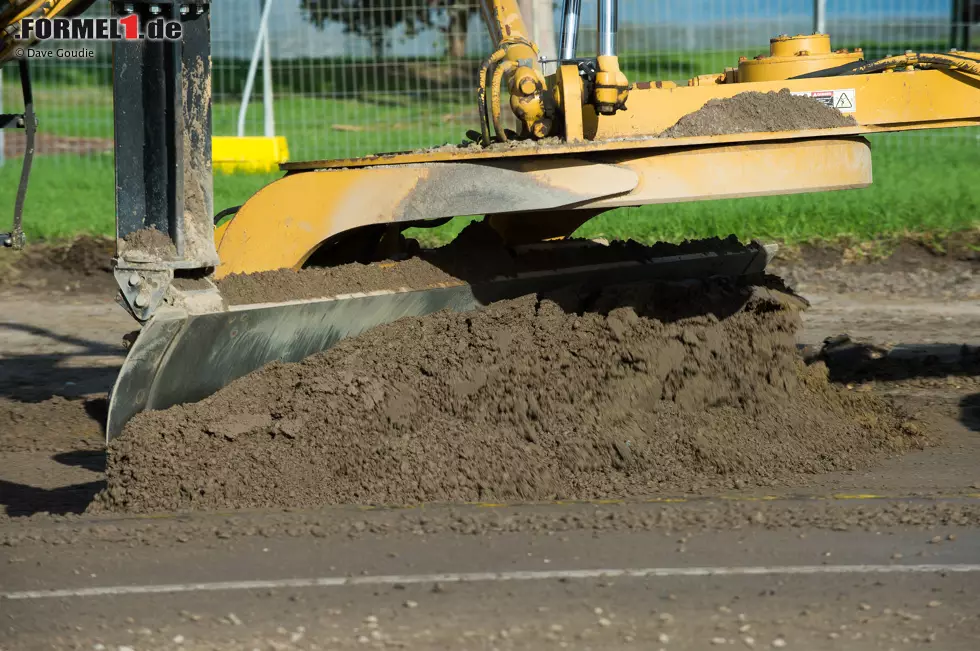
[121,226,176,258]
[1,230,975,519]
[94,276,931,514]
[772,234,980,300]
[217,222,749,306]
[2,132,113,159]
[0,234,116,294]
[659,89,857,138]
[0,397,103,453]
[217,257,462,305]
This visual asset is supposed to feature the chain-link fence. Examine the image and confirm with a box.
[3,0,977,168]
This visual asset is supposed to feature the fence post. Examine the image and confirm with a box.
[261,0,274,138]
[236,0,274,137]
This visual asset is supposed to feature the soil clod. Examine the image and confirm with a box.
[660,89,857,138]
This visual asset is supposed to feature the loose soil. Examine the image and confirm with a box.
[0,235,115,294]
[659,89,857,138]
[216,223,750,306]
[0,397,103,453]
[95,276,931,514]
[772,235,980,300]
[120,226,176,258]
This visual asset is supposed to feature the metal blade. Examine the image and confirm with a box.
[106,244,774,441]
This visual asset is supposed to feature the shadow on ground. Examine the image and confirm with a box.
[0,322,122,401]
[960,394,980,432]
[0,478,105,517]
[810,337,980,384]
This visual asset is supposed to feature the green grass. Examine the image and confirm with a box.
[4,133,977,246]
[0,155,279,240]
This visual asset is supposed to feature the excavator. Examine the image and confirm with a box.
[1,0,978,440]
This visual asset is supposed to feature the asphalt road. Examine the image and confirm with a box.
[3,500,980,650]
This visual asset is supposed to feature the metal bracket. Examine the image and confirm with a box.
[0,114,28,129]
[114,267,174,322]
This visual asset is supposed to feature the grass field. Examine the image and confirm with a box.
[2,131,976,247]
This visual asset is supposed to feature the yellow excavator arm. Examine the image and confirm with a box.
[480,1,978,145]
[477,0,629,143]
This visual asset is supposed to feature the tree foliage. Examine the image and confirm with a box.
[298,0,478,58]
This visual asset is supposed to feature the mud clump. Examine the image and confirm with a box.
[96,278,930,514]
[121,227,176,258]
[660,89,857,138]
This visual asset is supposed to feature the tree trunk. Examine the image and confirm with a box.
[370,32,385,59]
[446,6,469,58]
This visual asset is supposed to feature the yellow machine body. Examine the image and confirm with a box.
[737,34,863,82]
[214,33,980,278]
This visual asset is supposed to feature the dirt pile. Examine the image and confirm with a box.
[0,235,115,293]
[660,89,857,138]
[96,276,930,514]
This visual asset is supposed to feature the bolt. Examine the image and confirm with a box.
[518,76,537,95]
[122,3,134,13]
[180,5,190,15]
[128,272,142,287]
[148,4,160,14]
[134,292,149,308]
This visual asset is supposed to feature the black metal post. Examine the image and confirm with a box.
[111,0,215,266]
[111,1,217,322]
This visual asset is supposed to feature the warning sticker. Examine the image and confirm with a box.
[791,88,856,113]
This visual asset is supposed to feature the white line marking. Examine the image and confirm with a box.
[3,564,979,600]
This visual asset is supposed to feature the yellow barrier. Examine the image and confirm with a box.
[212,136,289,174]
